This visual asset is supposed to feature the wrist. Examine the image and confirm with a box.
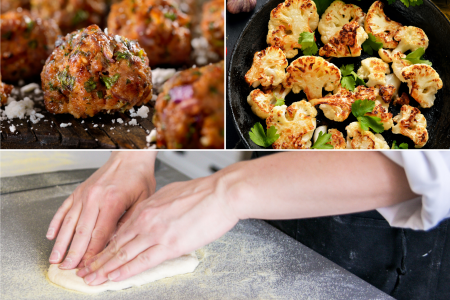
[212,160,252,221]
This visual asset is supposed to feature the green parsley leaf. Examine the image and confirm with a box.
[340,64,366,91]
[352,100,384,133]
[274,95,285,106]
[28,40,38,49]
[114,51,132,61]
[402,47,432,66]
[352,99,376,118]
[97,90,103,98]
[351,71,366,86]
[164,12,176,21]
[362,33,383,55]
[100,74,120,89]
[313,0,334,15]
[298,31,318,55]
[340,64,354,77]
[84,77,96,92]
[57,66,76,91]
[392,140,409,149]
[72,10,89,25]
[341,76,356,91]
[358,116,384,133]
[26,20,35,33]
[249,122,279,148]
[311,131,333,149]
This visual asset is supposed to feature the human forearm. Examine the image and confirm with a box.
[220,152,418,220]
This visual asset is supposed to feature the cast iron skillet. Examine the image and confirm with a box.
[228,0,450,149]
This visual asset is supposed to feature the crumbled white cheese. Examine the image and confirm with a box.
[9,125,16,133]
[81,120,84,124]
[4,98,35,119]
[117,118,123,124]
[146,128,157,143]
[128,119,138,126]
[60,123,72,128]
[93,124,98,128]
[129,106,149,118]
[112,119,115,124]
[20,83,40,93]
[104,28,108,35]
[152,68,177,86]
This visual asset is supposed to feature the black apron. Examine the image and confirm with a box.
[252,152,450,300]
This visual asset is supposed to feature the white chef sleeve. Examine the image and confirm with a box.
[378,151,450,231]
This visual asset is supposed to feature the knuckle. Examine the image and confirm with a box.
[107,238,118,254]
[116,248,128,262]
[75,225,90,236]
[91,227,107,240]
[121,263,131,277]
[63,215,74,226]
[137,252,151,265]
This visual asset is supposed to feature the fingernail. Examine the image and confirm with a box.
[46,228,54,238]
[59,257,72,269]
[84,272,96,285]
[108,270,120,281]
[49,251,60,263]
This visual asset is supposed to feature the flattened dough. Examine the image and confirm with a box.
[47,253,199,294]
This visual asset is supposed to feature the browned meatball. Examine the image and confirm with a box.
[153,60,224,149]
[107,0,191,67]
[41,24,152,118]
[1,10,60,82]
[31,0,107,34]
[0,75,14,106]
[1,0,30,13]
[201,0,224,58]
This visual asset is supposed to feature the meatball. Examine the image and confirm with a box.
[107,0,191,67]
[41,24,152,118]
[0,76,14,106]
[201,0,224,58]
[153,60,224,149]
[31,0,107,34]
[1,0,30,13]
[1,10,61,82]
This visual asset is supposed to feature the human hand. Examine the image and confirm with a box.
[46,151,157,270]
[76,172,240,286]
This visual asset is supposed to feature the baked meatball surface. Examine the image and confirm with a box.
[107,0,191,67]
[1,0,30,13]
[41,24,153,118]
[153,60,224,149]
[0,76,14,106]
[1,10,61,82]
[31,0,107,34]
[201,0,224,58]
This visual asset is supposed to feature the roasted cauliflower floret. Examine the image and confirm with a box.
[318,1,365,44]
[245,46,288,88]
[393,26,429,55]
[346,122,389,149]
[284,56,341,100]
[391,52,412,82]
[267,0,319,58]
[266,100,317,149]
[385,73,401,98]
[378,26,429,63]
[357,57,391,87]
[392,105,428,148]
[319,21,368,57]
[364,1,402,49]
[401,64,443,108]
[328,128,346,149]
[309,86,354,122]
[354,85,394,130]
[247,85,290,119]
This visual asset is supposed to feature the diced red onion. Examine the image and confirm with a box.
[169,85,193,104]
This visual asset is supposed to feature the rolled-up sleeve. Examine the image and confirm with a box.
[378,151,450,231]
